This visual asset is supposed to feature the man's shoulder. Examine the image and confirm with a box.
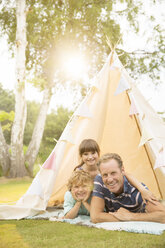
[94,174,103,183]
[92,174,106,199]
[124,177,148,194]
[123,177,136,193]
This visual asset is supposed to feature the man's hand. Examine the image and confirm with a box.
[111,208,133,221]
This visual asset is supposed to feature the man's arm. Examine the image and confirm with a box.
[124,172,157,204]
[90,196,119,223]
[112,201,165,223]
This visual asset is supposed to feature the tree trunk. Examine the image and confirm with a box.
[9,0,28,177]
[0,124,10,175]
[25,87,52,176]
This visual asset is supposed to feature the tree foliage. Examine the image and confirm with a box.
[39,106,73,163]
[0,0,164,177]
[0,0,164,84]
[1,0,121,85]
[0,84,72,170]
[0,83,15,112]
[0,83,15,143]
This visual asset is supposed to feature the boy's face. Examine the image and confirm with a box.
[71,183,92,201]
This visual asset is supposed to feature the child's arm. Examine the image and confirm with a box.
[124,172,158,204]
[64,201,81,219]
[63,191,82,219]
[82,201,90,212]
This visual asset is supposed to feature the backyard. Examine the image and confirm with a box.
[0,178,165,248]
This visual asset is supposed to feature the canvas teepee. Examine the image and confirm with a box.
[0,51,165,220]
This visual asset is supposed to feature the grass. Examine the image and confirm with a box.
[1,220,165,248]
[0,179,165,248]
[0,177,32,204]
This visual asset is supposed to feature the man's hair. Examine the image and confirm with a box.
[67,170,93,191]
[98,153,123,169]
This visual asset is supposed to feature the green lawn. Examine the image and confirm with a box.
[1,220,165,248]
[0,178,165,248]
[0,177,32,204]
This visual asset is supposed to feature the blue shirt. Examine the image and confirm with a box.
[63,191,91,216]
[92,174,146,213]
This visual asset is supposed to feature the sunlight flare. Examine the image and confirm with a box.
[63,54,88,79]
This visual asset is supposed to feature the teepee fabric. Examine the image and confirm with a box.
[154,148,165,170]
[0,52,165,220]
[129,95,139,116]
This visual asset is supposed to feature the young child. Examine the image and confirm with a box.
[63,170,93,219]
[74,139,100,179]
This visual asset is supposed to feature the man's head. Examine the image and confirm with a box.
[98,153,125,195]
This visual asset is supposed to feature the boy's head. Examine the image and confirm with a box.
[67,170,93,201]
[67,170,93,191]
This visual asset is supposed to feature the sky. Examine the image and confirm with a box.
[0,1,165,115]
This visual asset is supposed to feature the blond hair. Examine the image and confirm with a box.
[67,170,93,191]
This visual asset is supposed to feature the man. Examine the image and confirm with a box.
[90,153,165,223]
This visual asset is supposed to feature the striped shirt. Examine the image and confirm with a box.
[92,174,146,213]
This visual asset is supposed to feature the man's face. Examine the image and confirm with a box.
[100,159,124,195]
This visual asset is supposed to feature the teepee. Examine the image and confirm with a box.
[0,51,165,220]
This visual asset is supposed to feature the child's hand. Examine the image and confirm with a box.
[82,191,91,202]
[141,188,158,204]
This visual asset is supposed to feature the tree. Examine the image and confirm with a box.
[23,101,40,146]
[39,106,73,163]
[0,83,15,143]
[0,0,55,177]
[0,0,121,177]
[9,0,27,177]
[0,83,15,112]
[0,83,72,175]
[0,0,164,177]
